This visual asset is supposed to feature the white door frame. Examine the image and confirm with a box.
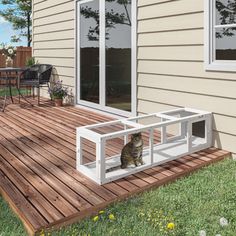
[75,0,137,117]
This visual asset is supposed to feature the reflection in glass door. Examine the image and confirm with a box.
[77,0,135,115]
[105,0,132,112]
[79,0,100,104]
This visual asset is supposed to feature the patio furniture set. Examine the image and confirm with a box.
[0,64,53,112]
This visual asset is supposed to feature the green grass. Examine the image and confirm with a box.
[0,196,26,236]
[0,88,30,97]
[1,158,236,236]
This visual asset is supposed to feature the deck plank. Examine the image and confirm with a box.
[0,98,231,235]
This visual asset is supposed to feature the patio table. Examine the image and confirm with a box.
[0,67,30,112]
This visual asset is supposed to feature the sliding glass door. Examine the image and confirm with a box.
[76,0,136,116]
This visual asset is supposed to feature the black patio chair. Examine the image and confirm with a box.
[18,64,53,105]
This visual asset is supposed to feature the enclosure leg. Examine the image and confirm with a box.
[149,129,154,165]
[76,134,82,170]
[180,121,187,139]
[96,140,105,183]
[161,118,167,144]
[187,122,192,153]
[205,115,213,147]
[124,124,128,145]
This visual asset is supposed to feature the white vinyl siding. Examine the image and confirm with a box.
[137,0,236,155]
[32,0,75,98]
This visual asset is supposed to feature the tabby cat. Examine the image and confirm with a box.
[120,132,144,169]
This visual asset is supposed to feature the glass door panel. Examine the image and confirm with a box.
[80,0,100,104]
[105,0,132,112]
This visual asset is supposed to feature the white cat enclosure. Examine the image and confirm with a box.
[76,108,212,185]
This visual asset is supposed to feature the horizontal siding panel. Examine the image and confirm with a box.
[138,12,203,33]
[138,29,203,46]
[34,39,74,49]
[137,99,178,114]
[34,10,74,27]
[214,132,236,154]
[34,0,73,12]
[34,30,74,41]
[138,0,203,20]
[35,57,75,68]
[53,66,74,77]
[138,0,171,7]
[34,49,74,58]
[138,74,236,99]
[50,77,75,88]
[138,45,203,61]
[34,20,74,34]
[214,114,236,137]
[138,87,236,117]
[34,2,74,19]
[138,60,236,80]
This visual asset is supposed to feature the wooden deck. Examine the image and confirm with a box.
[0,98,230,235]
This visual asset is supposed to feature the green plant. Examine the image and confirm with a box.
[25,57,38,67]
[48,81,68,99]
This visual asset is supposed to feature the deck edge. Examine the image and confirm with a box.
[36,150,231,235]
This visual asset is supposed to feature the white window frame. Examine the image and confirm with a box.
[205,0,236,71]
[75,0,137,117]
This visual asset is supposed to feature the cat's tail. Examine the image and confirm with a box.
[105,165,122,173]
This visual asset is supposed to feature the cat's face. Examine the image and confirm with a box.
[131,132,142,142]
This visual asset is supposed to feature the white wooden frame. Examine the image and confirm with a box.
[205,0,236,71]
[76,108,213,185]
[75,0,137,117]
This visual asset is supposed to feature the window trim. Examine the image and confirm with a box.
[205,0,236,72]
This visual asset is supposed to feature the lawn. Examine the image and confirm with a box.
[0,87,30,97]
[0,158,235,236]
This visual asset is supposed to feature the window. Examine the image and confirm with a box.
[205,0,236,71]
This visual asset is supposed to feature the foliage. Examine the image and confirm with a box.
[48,81,68,99]
[0,43,16,59]
[216,0,236,38]
[25,56,38,67]
[81,0,131,41]
[0,0,32,46]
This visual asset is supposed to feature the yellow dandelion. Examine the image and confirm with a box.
[99,210,105,214]
[167,222,175,230]
[109,213,116,221]
[93,215,99,222]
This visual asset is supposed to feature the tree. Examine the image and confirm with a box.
[216,0,236,38]
[0,0,32,46]
[81,0,131,41]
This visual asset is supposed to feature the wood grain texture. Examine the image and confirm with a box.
[0,98,230,235]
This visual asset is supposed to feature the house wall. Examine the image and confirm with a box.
[32,0,75,100]
[137,0,236,156]
[32,0,236,155]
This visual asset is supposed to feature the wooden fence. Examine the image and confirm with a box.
[0,47,32,68]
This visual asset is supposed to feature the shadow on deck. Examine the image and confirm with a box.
[0,98,231,235]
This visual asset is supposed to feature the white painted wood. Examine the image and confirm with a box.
[76,108,212,185]
[205,0,236,72]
